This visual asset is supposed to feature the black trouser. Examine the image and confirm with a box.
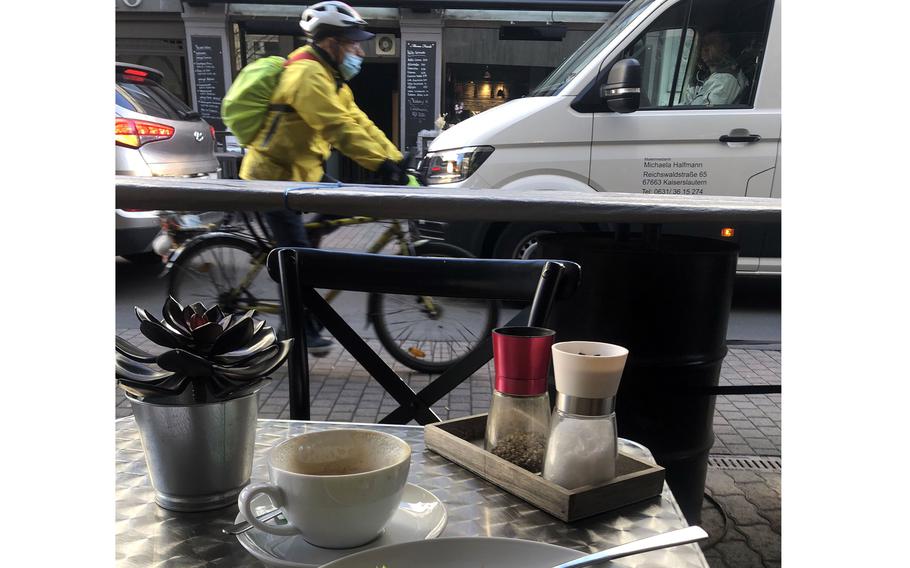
[263,174,342,340]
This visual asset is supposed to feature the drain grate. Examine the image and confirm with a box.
[708,455,782,472]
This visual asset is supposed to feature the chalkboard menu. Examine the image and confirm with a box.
[190,35,226,131]
[404,40,436,153]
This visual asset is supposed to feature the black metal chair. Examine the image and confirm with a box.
[266,247,580,424]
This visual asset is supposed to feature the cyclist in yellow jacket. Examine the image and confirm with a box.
[240,2,404,184]
[240,1,407,352]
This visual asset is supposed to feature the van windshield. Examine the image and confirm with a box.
[530,0,662,96]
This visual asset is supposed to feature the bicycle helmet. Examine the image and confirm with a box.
[300,2,374,41]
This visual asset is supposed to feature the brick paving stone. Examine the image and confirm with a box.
[761,506,781,534]
[727,470,764,484]
[353,413,377,423]
[745,438,776,450]
[737,525,780,564]
[715,533,766,567]
[736,428,764,438]
[743,478,781,504]
[718,434,747,445]
[706,470,744,497]
[764,470,781,490]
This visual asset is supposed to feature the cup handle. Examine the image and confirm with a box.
[238,482,299,536]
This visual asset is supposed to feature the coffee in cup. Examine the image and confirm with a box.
[238,429,411,548]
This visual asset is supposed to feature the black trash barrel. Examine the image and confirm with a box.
[536,233,739,524]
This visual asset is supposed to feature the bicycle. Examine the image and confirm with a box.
[161,211,499,374]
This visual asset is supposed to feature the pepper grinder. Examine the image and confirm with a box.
[542,341,629,490]
[484,326,555,473]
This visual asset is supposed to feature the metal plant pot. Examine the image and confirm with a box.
[128,391,259,512]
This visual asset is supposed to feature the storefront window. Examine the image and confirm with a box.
[241,34,292,64]
[444,63,553,124]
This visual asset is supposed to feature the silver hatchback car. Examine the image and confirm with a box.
[116,62,219,258]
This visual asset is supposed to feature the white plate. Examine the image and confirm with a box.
[319,537,588,568]
[235,483,447,568]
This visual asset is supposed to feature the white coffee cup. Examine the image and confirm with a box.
[238,429,411,548]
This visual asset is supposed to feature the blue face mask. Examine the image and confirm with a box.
[339,53,363,81]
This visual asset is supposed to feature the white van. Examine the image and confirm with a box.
[417,0,780,275]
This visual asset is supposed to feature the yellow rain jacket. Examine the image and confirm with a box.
[239,45,402,182]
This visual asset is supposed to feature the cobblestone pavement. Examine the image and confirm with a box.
[115,223,781,568]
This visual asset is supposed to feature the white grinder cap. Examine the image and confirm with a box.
[551,341,629,399]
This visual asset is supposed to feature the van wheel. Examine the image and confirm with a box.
[492,223,581,259]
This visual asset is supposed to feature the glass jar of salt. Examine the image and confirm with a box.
[484,327,555,473]
[542,341,629,490]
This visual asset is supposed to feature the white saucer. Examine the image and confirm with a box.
[235,483,447,568]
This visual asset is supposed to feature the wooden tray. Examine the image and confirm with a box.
[424,413,665,522]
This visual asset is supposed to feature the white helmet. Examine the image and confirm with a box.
[300,2,373,41]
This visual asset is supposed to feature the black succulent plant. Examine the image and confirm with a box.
[115,296,292,404]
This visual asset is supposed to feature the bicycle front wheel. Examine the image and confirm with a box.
[168,236,282,318]
[369,242,500,374]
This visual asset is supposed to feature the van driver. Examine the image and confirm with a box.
[682,31,747,106]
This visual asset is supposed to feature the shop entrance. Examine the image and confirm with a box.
[442,63,553,128]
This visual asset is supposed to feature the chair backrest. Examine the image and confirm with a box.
[265,247,581,423]
[266,247,580,302]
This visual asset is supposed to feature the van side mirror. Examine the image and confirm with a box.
[600,58,641,113]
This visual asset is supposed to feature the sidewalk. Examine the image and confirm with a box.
[115,223,780,568]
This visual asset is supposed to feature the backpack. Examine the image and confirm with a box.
[221,52,315,146]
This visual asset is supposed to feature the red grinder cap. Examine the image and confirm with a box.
[492,327,555,396]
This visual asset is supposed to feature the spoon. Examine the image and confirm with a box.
[552,526,708,568]
[223,508,284,535]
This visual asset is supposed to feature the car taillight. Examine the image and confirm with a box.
[121,68,148,83]
[115,118,175,148]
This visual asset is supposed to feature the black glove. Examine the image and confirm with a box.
[377,159,407,186]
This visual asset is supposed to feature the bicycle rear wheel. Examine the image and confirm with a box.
[369,242,500,374]
[168,236,282,319]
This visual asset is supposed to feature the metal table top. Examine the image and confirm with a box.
[116,417,708,567]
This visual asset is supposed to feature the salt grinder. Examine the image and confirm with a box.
[542,341,629,490]
[484,326,555,473]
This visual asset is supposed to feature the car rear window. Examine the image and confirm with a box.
[116,79,195,121]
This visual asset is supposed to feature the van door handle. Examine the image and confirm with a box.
[719,134,761,143]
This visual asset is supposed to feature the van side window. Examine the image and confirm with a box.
[621,0,774,109]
